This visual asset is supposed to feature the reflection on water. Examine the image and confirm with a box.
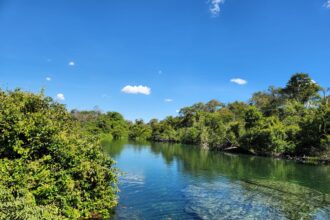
[105,140,330,219]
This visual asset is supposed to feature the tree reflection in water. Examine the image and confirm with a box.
[104,141,330,219]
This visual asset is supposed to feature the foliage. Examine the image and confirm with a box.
[126,73,329,158]
[72,109,129,140]
[128,119,152,141]
[281,73,321,103]
[0,89,117,219]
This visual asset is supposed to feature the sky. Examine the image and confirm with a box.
[0,0,330,121]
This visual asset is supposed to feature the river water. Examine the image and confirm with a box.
[104,141,330,220]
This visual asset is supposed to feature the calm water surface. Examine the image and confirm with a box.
[104,141,330,220]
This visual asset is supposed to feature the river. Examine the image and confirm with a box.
[104,140,330,219]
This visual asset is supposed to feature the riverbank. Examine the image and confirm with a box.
[216,145,330,165]
[121,139,330,166]
[149,140,330,165]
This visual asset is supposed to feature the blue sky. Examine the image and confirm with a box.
[1,0,330,120]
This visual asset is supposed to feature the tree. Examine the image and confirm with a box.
[281,73,321,103]
[205,99,224,112]
[298,104,330,155]
[128,119,152,140]
[72,110,129,139]
[250,86,283,116]
[244,106,263,129]
[240,117,294,155]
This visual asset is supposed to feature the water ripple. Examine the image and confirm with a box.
[182,179,330,220]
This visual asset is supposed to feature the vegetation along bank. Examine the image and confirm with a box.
[73,73,329,164]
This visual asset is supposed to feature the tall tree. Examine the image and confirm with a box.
[281,73,321,103]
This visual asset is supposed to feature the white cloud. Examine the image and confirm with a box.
[56,93,65,101]
[121,85,151,95]
[164,98,173,102]
[68,61,75,66]
[324,0,330,8]
[209,0,225,16]
[46,77,51,81]
[230,78,247,85]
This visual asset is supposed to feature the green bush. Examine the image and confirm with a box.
[0,89,117,219]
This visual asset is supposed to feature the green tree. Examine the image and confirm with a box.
[244,106,263,129]
[128,119,152,140]
[281,73,321,103]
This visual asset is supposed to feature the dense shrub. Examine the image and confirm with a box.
[0,89,117,219]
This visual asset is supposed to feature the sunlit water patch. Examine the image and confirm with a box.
[118,172,145,186]
[183,179,330,219]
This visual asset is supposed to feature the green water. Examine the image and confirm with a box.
[104,141,330,219]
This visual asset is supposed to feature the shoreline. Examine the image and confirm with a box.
[215,146,330,166]
[144,139,330,166]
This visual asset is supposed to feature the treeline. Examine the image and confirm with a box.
[73,73,329,158]
[0,89,117,219]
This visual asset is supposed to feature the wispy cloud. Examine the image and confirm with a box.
[121,85,151,95]
[164,98,173,102]
[324,0,330,9]
[209,0,225,16]
[46,77,51,81]
[230,78,247,85]
[56,93,65,101]
[68,61,75,66]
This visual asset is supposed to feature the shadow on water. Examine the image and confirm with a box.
[104,140,330,219]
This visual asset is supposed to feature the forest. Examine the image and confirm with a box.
[0,73,329,219]
[73,73,330,160]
